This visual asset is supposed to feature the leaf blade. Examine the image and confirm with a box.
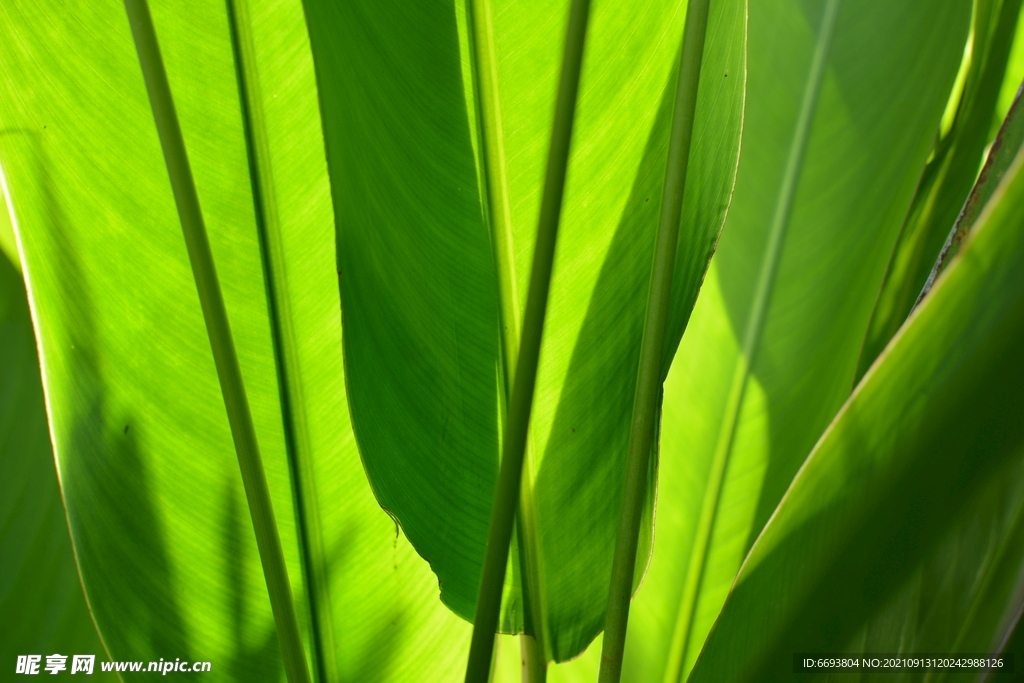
[855,0,1024,380]
[0,1,470,680]
[689,140,1024,683]
[619,1,972,679]
[303,0,745,663]
[0,248,116,679]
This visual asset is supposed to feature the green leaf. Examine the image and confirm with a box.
[616,1,972,681]
[0,1,468,680]
[687,138,1024,683]
[856,0,1023,380]
[301,0,745,663]
[920,74,1024,301]
[0,245,116,679]
[0,180,19,270]
[994,4,1024,130]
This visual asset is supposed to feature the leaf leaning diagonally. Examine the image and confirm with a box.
[855,0,1023,380]
[688,139,1024,683]
[0,237,116,679]
[0,1,469,681]
[918,78,1024,304]
[617,1,972,681]
[301,0,745,665]
[0,169,19,269]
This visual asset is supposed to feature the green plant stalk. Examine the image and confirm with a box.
[123,3,312,683]
[595,1,711,681]
[661,1,840,680]
[224,0,334,681]
[463,0,592,680]
[466,0,520,372]
[464,2,548,675]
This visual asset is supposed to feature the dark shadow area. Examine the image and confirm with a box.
[221,480,282,681]
[0,237,113,674]
[303,0,500,622]
[8,129,194,677]
[690,277,1024,682]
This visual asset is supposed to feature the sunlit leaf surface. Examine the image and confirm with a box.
[0,1,468,680]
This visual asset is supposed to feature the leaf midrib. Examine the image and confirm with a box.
[225,2,335,681]
[465,0,548,658]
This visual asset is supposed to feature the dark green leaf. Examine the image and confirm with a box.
[688,141,1024,683]
[617,1,972,680]
[0,245,115,679]
[302,0,745,663]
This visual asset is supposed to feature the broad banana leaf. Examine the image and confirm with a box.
[856,0,1023,379]
[687,138,1024,683]
[302,0,745,663]
[0,1,469,681]
[0,240,116,679]
[616,1,972,681]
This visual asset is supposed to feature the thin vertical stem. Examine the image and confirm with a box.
[521,634,547,683]
[123,3,312,683]
[466,0,520,376]
[224,0,334,681]
[464,2,547,674]
[463,0,592,680]
[596,1,711,681]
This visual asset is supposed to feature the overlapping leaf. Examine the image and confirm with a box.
[615,1,972,680]
[302,0,745,662]
[857,0,1023,378]
[0,243,116,679]
[688,141,1024,683]
[0,1,468,680]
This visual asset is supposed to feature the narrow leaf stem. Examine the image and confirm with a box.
[465,3,547,672]
[466,0,520,376]
[123,3,312,683]
[224,1,334,681]
[521,634,547,683]
[596,1,711,681]
[661,3,839,680]
[463,1,592,680]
